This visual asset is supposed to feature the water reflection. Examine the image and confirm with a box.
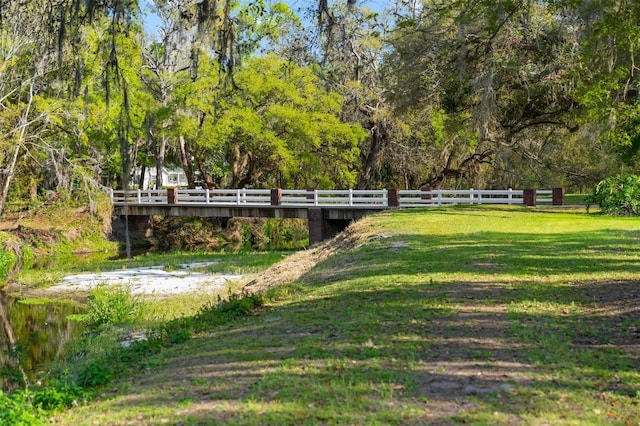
[0,289,83,390]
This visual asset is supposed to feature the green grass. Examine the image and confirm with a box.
[565,193,588,205]
[50,206,640,425]
[68,250,293,274]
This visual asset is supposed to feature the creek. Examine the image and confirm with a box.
[0,289,83,390]
[0,260,242,390]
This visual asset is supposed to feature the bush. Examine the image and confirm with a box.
[0,234,18,281]
[586,174,640,215]
[0,390,41,426]
[192,291,264,331]
[32,379,84,411]
[83,284,144,330]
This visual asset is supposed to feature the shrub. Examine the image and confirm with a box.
[83,284,144,330]
[0,234,18,281]
[193,291,264,332]
[76,357,114,387]
[586,173,640,215]
[32,379,84,411]
[0,390,41,426]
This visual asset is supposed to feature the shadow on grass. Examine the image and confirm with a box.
[97,278,640,425]
[303,228,640,285]
[81,212,640,424]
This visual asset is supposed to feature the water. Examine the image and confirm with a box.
[0,289,83,389]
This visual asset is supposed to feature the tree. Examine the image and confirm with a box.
[141,1,194,189]
[0,1,77,215]
[382,0,586,188]
[566,0,640,173]
[176,55,365,189]
[305,1,397,189]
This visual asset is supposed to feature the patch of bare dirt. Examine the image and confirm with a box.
[7,225,61,247]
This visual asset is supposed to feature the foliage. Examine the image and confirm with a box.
[383,0,585,189]
[67,287,265,389]
[586,174,640,215]
[1,376,85,422]
[0,232,20,282]
[31,379,85,411]
[192,291,264,331]
[82,285,144,330]
[180,54,365,189]
[0,246,17,282]
[0,390,41,426]
[3,0,640,206]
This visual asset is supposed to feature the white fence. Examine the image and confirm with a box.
[110,188,556,208]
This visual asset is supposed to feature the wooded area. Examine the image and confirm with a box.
[1,0,639,216]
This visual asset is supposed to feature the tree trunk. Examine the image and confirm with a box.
[138,165,146,189]
[0,143,22,217]
[357,119,387,189]
[119,122,132,259]
[179,135,196,188]
[155,136,167,189]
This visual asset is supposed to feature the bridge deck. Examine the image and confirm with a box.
[111,187,556,210]
[110,188,563,243]
[112,204,385,220]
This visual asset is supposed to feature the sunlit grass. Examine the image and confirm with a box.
[52,206,640,425]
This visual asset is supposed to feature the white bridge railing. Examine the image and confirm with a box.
[110,188,560,208]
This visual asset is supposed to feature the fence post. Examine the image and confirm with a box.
[387,188,400,207]
[470,187,474,204]
[523,189,536,206]
[420,186,432,204]
[306,188,315,205]
[167,187,178,204]
[552,187,565,206]
[271,188,282,206]
[508,188,513,205]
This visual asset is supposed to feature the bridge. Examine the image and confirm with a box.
[111,187,565,244]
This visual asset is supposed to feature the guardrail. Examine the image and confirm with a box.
[110,187,564,208]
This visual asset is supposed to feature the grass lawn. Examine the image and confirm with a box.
[53,206,640,425]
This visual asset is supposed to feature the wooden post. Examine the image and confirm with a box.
[167,187,178,204]
[271,188,282,206]
[306,188,316,205]
[421,186,433,202]
[552,187,565,206]
[387,188,400,207]
[523,189,536,206]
